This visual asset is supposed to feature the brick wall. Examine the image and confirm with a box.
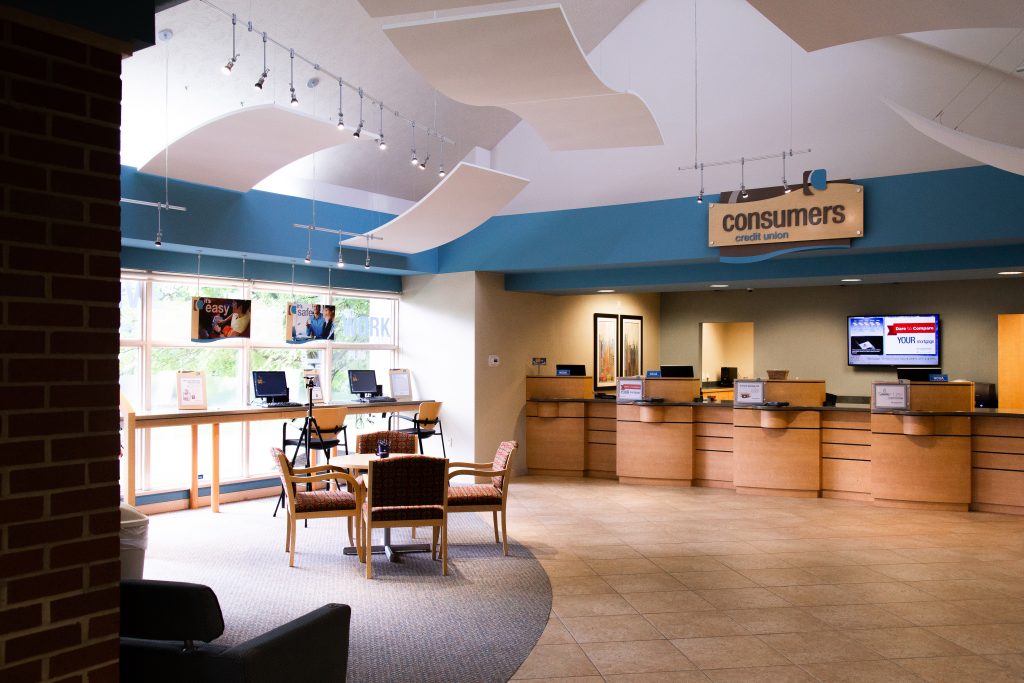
[1,13,123,683]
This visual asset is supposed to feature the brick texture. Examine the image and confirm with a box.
[1,13,124,681]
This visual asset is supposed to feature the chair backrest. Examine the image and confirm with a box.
[367,455,448,509]
[120,579,225,645]
[415,401,442,427]
[312,406,348,433]
[356,430,418,455]
[491,441,518,492]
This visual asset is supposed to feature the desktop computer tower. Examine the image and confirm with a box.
[974,382,997,408]
[719,367,738,387]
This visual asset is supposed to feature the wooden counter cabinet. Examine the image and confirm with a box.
[616,403,694,486]
[733,408,821,497]
[525,401,585,476]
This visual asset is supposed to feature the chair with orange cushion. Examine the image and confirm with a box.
[273,448,363,567]
[446,441,518,556]
[362,455,449,578]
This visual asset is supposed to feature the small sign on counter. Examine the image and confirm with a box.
[873,382,909,409]
[734,380,766,405]
[617,377,644,403]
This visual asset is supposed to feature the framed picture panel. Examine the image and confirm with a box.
[593,313,618,391]
[620,315,643,377]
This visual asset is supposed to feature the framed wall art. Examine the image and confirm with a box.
[593,313,618,391]
[620,315,643,377]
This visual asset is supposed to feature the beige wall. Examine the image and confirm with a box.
[399,272,476,456]
[662,279,1024,396]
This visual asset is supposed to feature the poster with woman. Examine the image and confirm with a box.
[285,303,336,342]
[191,298,251,340]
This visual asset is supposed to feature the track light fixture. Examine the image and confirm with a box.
[419,154,430,170]
[378,102,386,150]
[335,78,344,129]
[739,157,749,199]
[289,49,298,106]
[437,135,445,176]
[155,207,163,247]
[336,233,344,268]
[364,237,371,269]
[353,88,364,137]
[696,162,704,204]
[253,32,269,89]
[221,13,238,75]
[410,121,418,165]
[782,149,792,193]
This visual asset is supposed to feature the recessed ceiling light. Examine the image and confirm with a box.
[998,271,1023,276]
[841,278,862,282]
[710,284,729,288]
[597,289,615,293]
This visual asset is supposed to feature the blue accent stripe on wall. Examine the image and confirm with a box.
[135,477,279,506]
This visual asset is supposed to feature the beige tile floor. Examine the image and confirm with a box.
[506,476,1024,682]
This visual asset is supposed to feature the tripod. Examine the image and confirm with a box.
[273,377,329,518]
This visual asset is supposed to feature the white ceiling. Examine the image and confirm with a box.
[123,0,1024,217]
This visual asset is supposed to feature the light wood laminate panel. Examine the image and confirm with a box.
[871,413,970,436]
[586,417,617,431]
[733,426,821,495]
[822,458,871,500]
[764,380,826,406]
[870,432,970,509]
[616,421,693,485]
[585,442,617,477]
[694,406,734,423]
[526,376,594,400]
[999,314,1024,410]
[908,382,974,411]
[973,452,1024,471]
[822,428,871,445]
[821,411,871,430]
[734,409,820,430]
[644,378,701,402]
[695,436,733,452]
[587,430,616,445]
[617,404,642,422]
[972,435,1024,455]
[587,402,618,419]
[526,415,584,474]
[695,422,733,438]
[822,443,870,461]
[701,388,733,402]
[973,416,1024,437]
[694,450,734,484]
[973,468,1024,511]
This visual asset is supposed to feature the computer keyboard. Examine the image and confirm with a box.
[365,396,398,403]
[259,401,303,408]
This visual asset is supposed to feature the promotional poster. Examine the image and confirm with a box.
[191,297,251,340]
[286,303,336,342]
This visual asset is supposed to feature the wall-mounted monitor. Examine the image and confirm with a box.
[848,315,940,366]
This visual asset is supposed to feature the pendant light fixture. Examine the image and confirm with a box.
[378,102,386,150]
[353,88,364,138]
[253,31,269,89]
[410,121,418,166]
[739,157,749,199]
[289,48,298,106]
[336,78,344,129]
[696,163,704,204]
[438,135,446,177]
[336,233,344,268]
[364,236,371,269]
[221,13,238,74]
[782,149,792,193]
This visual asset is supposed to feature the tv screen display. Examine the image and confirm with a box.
[348,369,378,394]
[252,370,288,398]
[848,315,939,366]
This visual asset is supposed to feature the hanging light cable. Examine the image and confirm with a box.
[410,121,418,165]
[378,102,386,150]
[289,48,298,106]
[222,13,238,74]
[739,157,749,199]
[353,88,364,137]
[254,31,269,89]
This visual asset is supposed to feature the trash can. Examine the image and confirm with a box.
[119,503,149,579]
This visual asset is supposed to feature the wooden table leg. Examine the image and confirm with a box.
[126,413,137,506]
[211,422,220,513]
[190,424,199,509]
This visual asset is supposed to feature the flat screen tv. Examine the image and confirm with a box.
[848,314,939,366]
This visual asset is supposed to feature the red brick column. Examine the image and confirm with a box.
[1,12,124,683]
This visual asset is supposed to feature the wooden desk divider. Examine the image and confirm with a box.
[525,375,592,476]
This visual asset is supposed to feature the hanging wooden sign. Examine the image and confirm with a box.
[708,182,864,248]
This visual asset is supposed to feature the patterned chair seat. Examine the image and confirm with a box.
[295,489,356,513]
[365,504,443,522]
[447,484,502,506]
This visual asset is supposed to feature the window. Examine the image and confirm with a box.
[118,271,399,496]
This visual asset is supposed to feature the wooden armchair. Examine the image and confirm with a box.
[273,448,363,567]
[363,455,449,578]
[447,441,518,556]
[355,430,419,455]
[389,401,446,456]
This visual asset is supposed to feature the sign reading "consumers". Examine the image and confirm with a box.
[708,183,864,247]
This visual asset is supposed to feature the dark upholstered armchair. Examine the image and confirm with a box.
[120,579,351,683]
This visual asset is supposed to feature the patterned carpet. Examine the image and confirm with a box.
[143,498,551,683]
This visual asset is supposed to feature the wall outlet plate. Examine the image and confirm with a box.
[488,355,499,367]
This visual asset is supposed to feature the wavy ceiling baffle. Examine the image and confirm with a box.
[358,0,506,17]
[139,104,354,192]
[382,5,663,151]
[747,0,1024,52]
[341,162,528,254]
[884,98,1024,177]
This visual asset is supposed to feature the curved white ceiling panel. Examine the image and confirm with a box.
[885,98,1024,176]
[342,163,528,254]
[748,0,1024,52]
[358,0,505,18]
[139,105,353,192]
[383,5,662,150]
